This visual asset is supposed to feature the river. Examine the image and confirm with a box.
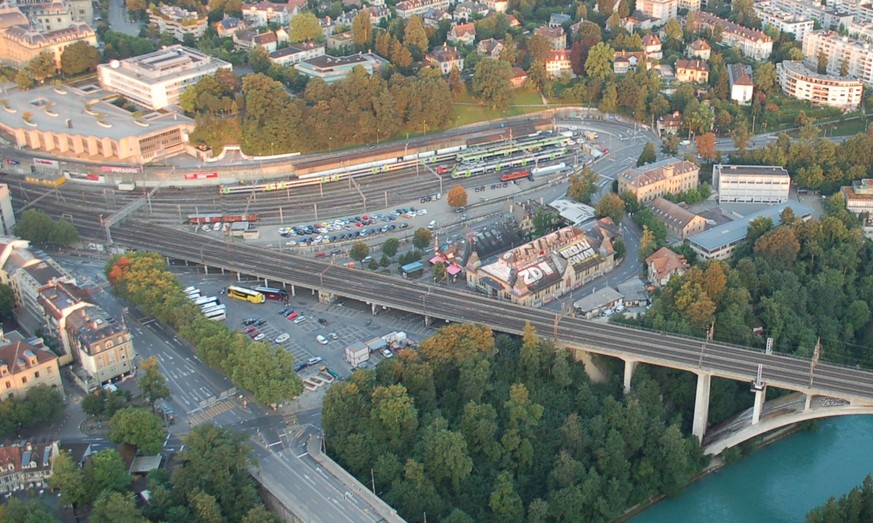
[633,416,873,522]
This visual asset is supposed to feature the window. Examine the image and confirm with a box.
[34,371,39,379]
[21,376,26,384]
[4,381,9,389]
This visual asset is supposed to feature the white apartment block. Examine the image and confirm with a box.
[696,12,774,59]
[778,60,863,109]
[841,179,873,220]
[847,20,873,41]
[802,30,873,84]
[831,0,873,23]
[754,3,814,40]
[97,45,232,110]
[767,0,854,30]
[727,63,754,104]
[713,164,790,204]
[395,0,450,18]
[149,5,207,40]
[637,0,678,21]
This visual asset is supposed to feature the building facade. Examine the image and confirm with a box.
[0,333,61,401]
[0,185,14,237]
[618,158,700,203]
[646,247,690,287]
[269,41,324,66]
[696,12,774,59]
[754,3,814,40]
[649,196,707,239]
[426,44,464,74]
[545,49,571,77]
[66,308,134,389]
[777,60,863,109]
[395,0,450,18]
[801,31,873,85]
[0,441,55,494]
[675,59,710,83]
[241,2,295,25]
[0,21,95,68]
[149,6,207,40]
[97,45,232,110]
[637,0,677,21]
[713,164,790,203]
[728,63,754,104]
[841,179,873,221]
[295,53,388,83]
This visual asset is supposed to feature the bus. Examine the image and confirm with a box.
[186,289,201,300]
[201,304,226,316]
[205,308,227,321]
[227,285,266,304]
[254,286,289,301]
[194,295,219,307]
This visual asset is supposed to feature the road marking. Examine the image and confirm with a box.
[296,452,307,458]
[268,441,282,447]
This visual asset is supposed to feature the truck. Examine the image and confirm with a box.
[117,182,136,191]
[584,132,598,141]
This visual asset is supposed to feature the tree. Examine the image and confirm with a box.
[0,498,60,522]
[817,51,828,74]
[595,193,625,224]
[413,227,432,250]
[527,34,551,64]
[696,132,718,161]
[14,68,34,90]
[48,219,79,246]
[0,284,14,319]
[566,167,600,204]
[490,471,523,521]
[585,42,614,80]
[352,10,372,46]
[289,12,323,43]
[49,450,87,507]
[433,262,447,283]
[247,46,271,73]
[447,185,468,208]
[472,58,513,109]
[637,141,657,166]
[14,209,54,243]
[664,18,683,44]
[639,225,657,261]
[26,52,57,84]
[89,491,147,523]
[108,407,167,454]
[753,62,776,94]
[84,450,131,501]
[840,56,849,77]
[662,134,680,155]
[448,66,464,96]
[61,41,101,76]
[403,16,429,54]
[350,241,369,262]
[383,238,400,258]
[139,356,170,404]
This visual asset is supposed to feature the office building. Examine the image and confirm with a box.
[713,164,791,203]
[295,53,388,83]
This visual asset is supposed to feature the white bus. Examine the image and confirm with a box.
[194,295,218,306]
[187,289,201,299]
[205,309,227,321]
[201,304,226,315]
[184,286,197,294]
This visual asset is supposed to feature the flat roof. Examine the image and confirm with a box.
[715,164,789,177]
[0,84,193,138]
[574,287,623,311]
[101,45,230,84]
[687,201,812,252]
[549,198,595,225]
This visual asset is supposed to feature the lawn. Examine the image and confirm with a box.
[452,90,549,127]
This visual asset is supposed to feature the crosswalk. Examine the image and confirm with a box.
[187,400,235,427]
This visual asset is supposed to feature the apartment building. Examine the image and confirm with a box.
[637,0,677,22]
[686,38,711,59]
[675,59,709,82]
[802,30,873,84]
[766,0,853,30]
[646,247,690,287]
[643,34,662,59]
[38,281,93,366]
[696,12,773,59]
[295,53,389,83]
[534,25,566,50]
[0,20,95,68]
[728,63,754,104]
[754,2,815,39]
[777,60,863,109]
[241,1,299,26]
[713,164,790,203]
[545,49,572,77]
[618,157,700,203]
[269,41,324,66]
[0,331,61,401]
[6,255,75,331]
[98,45,232,110]
[396,0,450,18]
[0,441,56,494]
[149,5,206,40]
[841,179,873,220]
[66,307,134,390]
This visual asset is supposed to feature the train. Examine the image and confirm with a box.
[451,148,568,179]
[499,170,533,182]
[187,213,260,225]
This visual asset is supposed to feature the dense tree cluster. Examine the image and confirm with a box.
[0,385,63,437]
[323,323,705,521]
[13,209,80,246]
[105,251,303,404]
[807,475,873,523]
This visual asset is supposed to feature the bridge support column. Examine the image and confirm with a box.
[237,273,242,281]
[371,303,378,315]
[692,372,712,442]
[424,316,432,326]
[623,359,637,395]
[805,393,813,411]
[203,265,209,274]
[752,386,766,425]
[290,285,296,297]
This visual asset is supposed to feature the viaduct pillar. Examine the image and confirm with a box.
[692,372,712,442]
[290,285,296,297]
[623,359,637,395]
[751,386,766,425]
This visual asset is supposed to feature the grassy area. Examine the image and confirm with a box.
[452,89,548,127]
[821,115,872,137]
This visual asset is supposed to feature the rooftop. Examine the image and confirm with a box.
[714,164,789,177]
[549,198,595,225]
[573,286,623,311]
[67,307,128,350]
[0,336,57,374]
[779,60,862,85]
[676,59,710,71]
[727,63,753,86]
[100,45,231,84]
[650,197,700,230]
[688,201,813,252]
[697,11,773,43]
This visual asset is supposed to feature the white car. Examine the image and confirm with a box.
[293,316,307,324]
[328,332,339,340]
[418,209,428,215]
[253,333,266,341]
[306,357,323,366]
[274,333,290,343]
[316,335,328,345]
[382,349,394,358]
[213,222,222,231]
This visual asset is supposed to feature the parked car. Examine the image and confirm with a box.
[244,326,257,334]
[382,349,394,358]
[242,318,257,326]
[307,357,323,366]
[318,318,328,326]
[274,333,290,343]
[293,362,307,372]
[316,335,329,344]
[253,333,266,341]
[328,332,339,340]
[254,319,266,326]
[293,316,307,324]
[286,312,299,320]
[154,400,175,425]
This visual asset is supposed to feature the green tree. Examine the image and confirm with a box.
[139,356,170,404]
[639,225,657,261]
[753,62,776,93]
[412,228,432,250]
[662,134,680,155]
[0,498,60,522]
[424,427,473,492]
[89,491,148,523]
[14,68,34,90]
[0,284,15,319]
[489,471,524,521]
[370,384,418,453]
[472,58,513,109]
[664,18,683,44]
[840,56,850,77]
[49,450,87,507]
[637,141,657,166]
[595,193,625,224]
[14,209,54,243]
[350,241,369,262]
[352,10,372,46]
[566,166,599,204]
[84,450,131,501]
[26,51,57,84]
[230,342,303,404]
[585,42,614,79]
[382,238,400,258]
[247,46,271,74]
[108,407,167,454]
[60,41,101,76]
[817,51,828,74]
[48,219,79,246]
[432,262,447,283]
[289,12,323,42]
[403,15,429,54]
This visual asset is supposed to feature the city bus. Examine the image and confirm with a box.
[227,285,266,304]
[205,308,227,321]
[254,286,289,301]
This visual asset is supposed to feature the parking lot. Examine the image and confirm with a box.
[177,271,439,384]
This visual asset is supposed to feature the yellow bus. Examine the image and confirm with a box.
[227,286,265,304]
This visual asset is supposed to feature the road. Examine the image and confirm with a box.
[107,0,141,36]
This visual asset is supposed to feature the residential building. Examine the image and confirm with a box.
[485,0,508,13]
[675,59,709,83]
[657,111,683,135]
[448,22,476,45]
[549,13,571,27]
[422,7,451,27]
[426,44,464,74]
[534,25,566,50]
[841,179,873,221]
[233,28,288,52]
[622,11,659,31]
[98,45,232,110]
[544,49,572,77]
[713,164,791,204]
[454,1,489,20]
[241,1,298,26]
[0,84,195,163]
[0,21,95,69]
[637,0,677,21]
[363,5,390,24]
[215,16,246,38]
[477,37,503,58]
[269,41,325,66]
[777,60,863,109]
[510,66,528,86]
[613,50,649,74]
[395,0,450,18]
[727,63,754,104]
[5,251,75,330]
[0,332,61,401]
[643,33,662,59]
[649,196,707,239]
[646,247,690,287]
[326,31,353,51]
[686,201,812,260]
[149,5,207,40]
[847,20,873,42]
[66,307,134,390]
[686,38,711,59]
[696,12,773,59]
[38,281,92,366]
[802,30,873,85]
[467,223,617,307]
[0,441,56,494]
[573,287,624,319]
[21,0,72,32]
[765,0,852,31]
[295,53,388,83]
[754,3,814,40]
[618,157,700,203]
[679,0,700,11]
[0,185,14,237]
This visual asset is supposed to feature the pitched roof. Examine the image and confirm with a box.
[619,157,698,190]
[650,197,700,230]
[646,247,689,280]
[642,33,661,46]
[688,38,710,50]
[0,339,57,375]
[727,62,753,86]
[451,22,476,37]
[675,59,709,72]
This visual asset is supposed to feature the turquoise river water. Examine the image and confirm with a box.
[633,416,873,523]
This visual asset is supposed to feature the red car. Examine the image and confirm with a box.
[244,326,257,334]
[286,311,299,320]
[249,330,260,339]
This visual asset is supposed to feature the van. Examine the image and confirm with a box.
[154,400,175,425]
